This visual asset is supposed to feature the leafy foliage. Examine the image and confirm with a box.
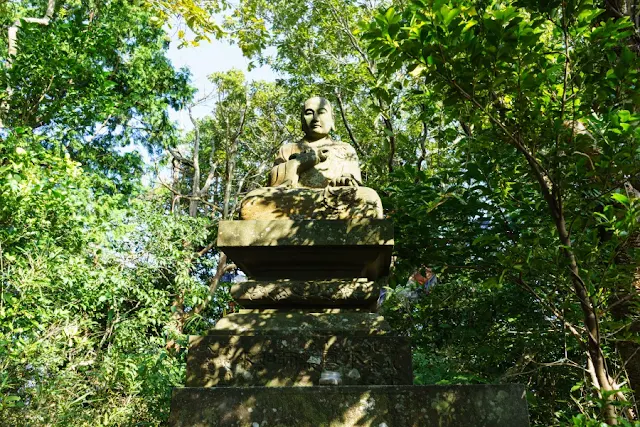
[1,0,639,425]
[367,0,640,423]
[0,1,224,424]
[1,0,194,192]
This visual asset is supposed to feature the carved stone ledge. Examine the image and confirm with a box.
[217,219,393,280]
[230,278,383,309]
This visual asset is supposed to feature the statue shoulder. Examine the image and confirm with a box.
[329,140,359,162]
[343,142,358,157]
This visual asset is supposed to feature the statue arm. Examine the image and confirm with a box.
[270,144,295,186]
[269,143,319,187]
[274,144,292,165]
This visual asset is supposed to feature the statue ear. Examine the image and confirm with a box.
[300,109,307,134]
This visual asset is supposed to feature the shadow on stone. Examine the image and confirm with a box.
[240,187,384,220]
[184,312,412,388]
[230,278,383,309]
[169,384,530,426]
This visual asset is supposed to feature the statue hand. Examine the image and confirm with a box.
[318,148,330,162]
[329,176,359,187]
[290,151,318,169]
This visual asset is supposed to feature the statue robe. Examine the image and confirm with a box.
[269,138,362,188]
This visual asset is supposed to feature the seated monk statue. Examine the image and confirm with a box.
[240,96,384,220]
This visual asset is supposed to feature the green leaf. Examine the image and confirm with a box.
[462,20,477,33]
[385,7,396,22]
[611,193,629,205]
[618,110,631,122]
[444,8,460,26]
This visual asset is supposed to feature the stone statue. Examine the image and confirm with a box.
[269,97,362,189]
[240,96,383,220]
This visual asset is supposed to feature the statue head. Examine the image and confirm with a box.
[301,96,335,141]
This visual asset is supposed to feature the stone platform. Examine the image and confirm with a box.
[210,311,390,335]
[217,219,393,280]
[240,186,384,220]
[172,214,530,426]
[169,384,530,426]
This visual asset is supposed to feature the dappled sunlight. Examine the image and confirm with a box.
[167,86,532,425]
[169,385,530,426]
[231,278,382,309]
[183,311,411,389]
[240,187,384,220]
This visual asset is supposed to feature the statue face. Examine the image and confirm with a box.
[302,97,334,140]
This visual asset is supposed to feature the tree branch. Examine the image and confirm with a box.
[3,0,57,126]
[158,177,221,211]
[334,90,364,157]
[168,147,194,167]
[189,107,201,217]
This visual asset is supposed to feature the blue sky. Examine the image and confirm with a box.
[166,27,278,132]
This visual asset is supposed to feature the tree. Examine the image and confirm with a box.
[159,70,300,346]
[366,0,639,423]
[224,0,438,181]
[1,0,194,192]
[0,0,220,424]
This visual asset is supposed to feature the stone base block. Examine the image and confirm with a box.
[186,333,412,387]
[217,219,393,280]
[231,278,383,309]
[240,187,384,220]
[168,384,530,426]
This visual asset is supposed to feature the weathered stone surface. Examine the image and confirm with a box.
[217,219,393,280]
[185,334,412,387]
[168,384,530,427]
[230,278,382,309]
[240,187,383,220]
[218,219,393,247]
[210,312,391,336]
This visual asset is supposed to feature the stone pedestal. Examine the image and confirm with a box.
[169,384,530,427]
[185,334,412,387]
[185,312,412,388]
[240,187,384,220]
[169,219,530,426]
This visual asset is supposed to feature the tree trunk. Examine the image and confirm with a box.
[611,182,640,413]
[189,107,201,218]
[556,218,620,424]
